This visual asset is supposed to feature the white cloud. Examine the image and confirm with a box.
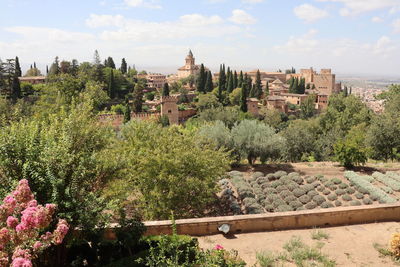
[84,14,242,42]
[372,16,384,23]
[275,29,320,53]
[229,9,257,24]
[294,4,329,23]
[241,0,264,3]
[393,18,400,32]
[124,0,161,9]
[317,0,400,16]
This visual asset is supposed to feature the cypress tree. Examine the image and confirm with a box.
[46,65,49,75]
[250,83,256,98]
[240,79,248,113]
[120,58,127,74]
[132,83,144,113]
[11,76,21,102]
[33,62,37,69]
[227,71,234,93]
[205,71,213,93]
[226,67,231,89]
[15,57,21,77]
[238,71,244,88]
[264,82,269,97]
[48,56,60,76]
[123,101,131,123]
[162,82,170,96]
[108,69,116,99]
[196,64,206,93]
[255,69,262,99]
[106,57,116,69]
[344,86,348,97]
[219,64,226,92]
[233,71,238,89]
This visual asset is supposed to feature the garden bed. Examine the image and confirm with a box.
[219,170,400,215]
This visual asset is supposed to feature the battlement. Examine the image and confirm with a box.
[161,96,178,103]
[320,69,332,74]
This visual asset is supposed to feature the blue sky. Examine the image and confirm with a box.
[1,0,400,76]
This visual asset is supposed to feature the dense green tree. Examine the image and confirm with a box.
[15,56,22,77]
[108,68,116,99]
[48,56,60,76]
[217,64,226,103]
[0,105,115,229]
[233,71,238,89]
[91,50,105,83]
[281,119,319,162]
[300,95,316,119]
[240,76,248,113]
[60,60,71,74]
[123,103,131,124]
[264,81,269,97]
[197,93,221,111]
[120,58,128,74]
[132,82,144,113]
[227,71,234,93]
[105,57,116,69]
[238,71,244,88]
[196,64,206,93]
[205,71,213,93]
[254,70,262,99]
[110,120,230,219]
[162,82,170,96]
[229,87,242,106]
[334,124,368,168]
[71,59,79,76]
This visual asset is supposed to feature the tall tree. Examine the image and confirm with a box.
[240,75,249,113]
[106,57,116,69]
[71,59,79,76]
[218,64,226,92]
[60,61,71,74]
[205,71,213,93]
[255,69,262,99]
[91,50,104,83]
[162,82,170,97]
[227,71,234,93]
[108,69,116,99]
[238,71,244,88]
[196,64,206,93]
[120,58,127,74]
[15,57,22,77]
[132,83,144,113]
[93,50,101,65]
[48,56,60,76]
[264,82,269,97]
[123,99,131,124]
[233,71,238,89]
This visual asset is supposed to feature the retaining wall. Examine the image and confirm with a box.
[143,203,400,236]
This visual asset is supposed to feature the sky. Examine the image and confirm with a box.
[1,0,400,76]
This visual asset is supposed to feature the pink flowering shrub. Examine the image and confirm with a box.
[0,179,69,267]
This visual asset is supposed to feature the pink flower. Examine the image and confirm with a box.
[12,179,34,206]
[7,216,19,229]
[27,200,37,208]
[214,244,224,250]
[15,223,27,232]
[52,219,69,245]
[2,195,17,215]
[12,247,31,260]
[11,257,32,267]
[33,241,42,251]
[0,228,10,243]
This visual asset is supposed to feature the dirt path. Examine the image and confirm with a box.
[198,222,400,266]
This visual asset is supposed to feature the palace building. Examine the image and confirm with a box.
[177,50,201,79]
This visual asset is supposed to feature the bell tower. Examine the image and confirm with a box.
[185,50,195,67]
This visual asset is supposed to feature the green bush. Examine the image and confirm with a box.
[345,187,355,194]
[289,200,303,210]
[299,195,311,204]
[355,193,364,199]
[363,198,373,205]
[276,205,294,212]
[335,189,346,196]
[332,178,342,185]
[372,172,400,191]
[306,176,317,184]
[328,184,337,191]
[339,183,349,189]
[264,188,277,195]
[293,188,306,197]
[274,171,288,178]
[317,186,325,192]
[327,194,338,201]
[265,205,274,212]
[284,195,297,203]
[302,184,314,193]
[276,185,289,192]
[279,190,292,198]
[287,183,299,192]
[291,176,303,185]
[342,194,352,201]
[323,189,330,195]
[312,195,325,205]
[272,199,286,209]
[350,200,362,206]
[305,202,317,209]
[321,201,334,208]
[307,190,319,198]
[334,200,342,207]
[252,172,264,180]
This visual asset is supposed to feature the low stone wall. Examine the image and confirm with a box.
[144,203,400,236]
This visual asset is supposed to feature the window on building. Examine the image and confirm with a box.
[168,110,172,113]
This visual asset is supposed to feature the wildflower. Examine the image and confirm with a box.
[214,244,224,250]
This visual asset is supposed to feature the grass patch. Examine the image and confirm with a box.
[256,236,336,267]
[311,229,330,241]
[373,242,393,258]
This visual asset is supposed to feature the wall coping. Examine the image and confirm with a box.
[142,203,400,236]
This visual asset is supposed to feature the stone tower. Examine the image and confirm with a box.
[161,96,179,125]
[185,50,195,66]
[247,98,259,117]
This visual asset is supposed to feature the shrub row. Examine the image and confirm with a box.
[344,171,396,203]
[372,172,400,192]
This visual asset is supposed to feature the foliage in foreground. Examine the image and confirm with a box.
[106,120,230,220]
[0,179,69,267]
[257,236,335,267]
